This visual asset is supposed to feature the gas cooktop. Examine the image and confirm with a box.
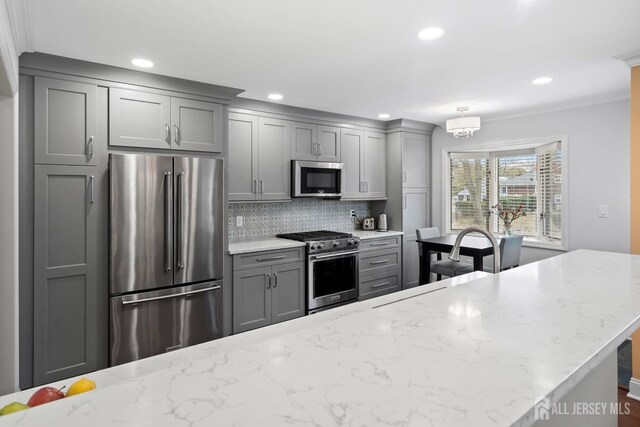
[277,230,359,254]
[276,230,353,242]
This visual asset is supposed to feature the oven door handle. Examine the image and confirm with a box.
[311,250,359,260]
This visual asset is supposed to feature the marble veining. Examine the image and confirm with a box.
[2,251,640,427]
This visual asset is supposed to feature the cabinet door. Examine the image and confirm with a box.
[402,133,430,187]
[340,128,365,199]
[258,117,290,200]
[171,97,222,152]
[34,77,98,165]
[229,113,258,201]
[233,266,272,333]
[290,122,317,161]
[364,131,386,199]
[402,189,430,234]
[33,165,98,385]
[402,239,420,289]
[317,125,341,162]
[271,263,305,324]
[109,88,171,149]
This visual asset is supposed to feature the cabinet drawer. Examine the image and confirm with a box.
[359,236,401,252]
[359,248,401,276]
[359,269,401,301]
[234,248,304,270]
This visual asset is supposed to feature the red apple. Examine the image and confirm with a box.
[27,387,65,407]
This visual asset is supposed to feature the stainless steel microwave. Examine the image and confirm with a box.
[292,161,344,198]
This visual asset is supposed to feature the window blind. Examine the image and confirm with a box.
[449,154,490,231]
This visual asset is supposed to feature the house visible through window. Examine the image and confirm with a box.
[448,141,563,245]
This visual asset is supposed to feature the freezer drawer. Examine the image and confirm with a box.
[110,281,223,366]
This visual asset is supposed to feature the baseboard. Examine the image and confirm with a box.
[627,377,640,401]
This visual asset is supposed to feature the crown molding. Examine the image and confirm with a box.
[615,50,640,68]
[0,1,19,95]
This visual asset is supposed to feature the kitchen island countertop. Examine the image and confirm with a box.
[2,250,640,426]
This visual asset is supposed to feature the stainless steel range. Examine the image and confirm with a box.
[277,230,360,313]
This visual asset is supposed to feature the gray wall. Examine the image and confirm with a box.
[431,99,631,264]
[229,200,370,242]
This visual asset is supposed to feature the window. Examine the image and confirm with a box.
[447,141,563,246]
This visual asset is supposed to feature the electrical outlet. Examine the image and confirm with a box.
[236,216,244,227]
[349,210,357,218]
[598,205,608,218]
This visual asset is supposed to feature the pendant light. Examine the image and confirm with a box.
[446,106,481,138]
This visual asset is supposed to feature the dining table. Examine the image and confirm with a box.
[417,234,496,284]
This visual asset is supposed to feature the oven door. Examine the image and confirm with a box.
[308,250,359,311]
[293,161,343,198]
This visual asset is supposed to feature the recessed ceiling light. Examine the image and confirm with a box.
[378,113,390,119]
[268,93,283,101]
[532,76,553,85]
[418,27,444,40]
[131,58,154,68]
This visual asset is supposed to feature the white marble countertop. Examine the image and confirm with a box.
[228,238,306,255]
[351,230,403,240]
[3,250,640,426]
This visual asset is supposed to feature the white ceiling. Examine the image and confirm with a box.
[22,0,640,123]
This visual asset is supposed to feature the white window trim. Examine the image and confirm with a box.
[442,135,569,251]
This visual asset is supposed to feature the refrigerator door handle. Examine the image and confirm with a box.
[164,171,172,272]
[176,171,185,270]
[121,284,222,305]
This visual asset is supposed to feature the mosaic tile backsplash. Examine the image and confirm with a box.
[228,199,370,242]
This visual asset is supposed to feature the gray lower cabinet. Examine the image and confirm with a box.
[34,77,98,166]
[340,129,386,200]
[402,189,430,289]
[233,248,305,333]
[33,165,99,385]
[358,236,402,301]
[110,88,223,152]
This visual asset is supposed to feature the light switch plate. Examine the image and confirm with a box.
[236,216,243,227]
[598,205,608,218]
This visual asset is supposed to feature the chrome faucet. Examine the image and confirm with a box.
[448,227,501,273]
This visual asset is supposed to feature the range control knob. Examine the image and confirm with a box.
[318,243,325,249]
[333,241,340,247]
[311,244,318,250]
[348,239,356,245]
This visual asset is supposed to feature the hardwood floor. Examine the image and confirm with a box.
[618,387,640,427]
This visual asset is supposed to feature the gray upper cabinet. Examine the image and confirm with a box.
[402,133,430,188]
[340,129,386,199]
[109,88,171,150]
[317,125,341,162]
[110,89,223,152]
[229,113,259,201]
[290,122,317,161]
[33,165,98,385]
[340,128,364,199]
[271,262,305,324]
[291,123,341,162]
[364,131,386,199]
[34,77,98,166]
[258,117,290,200]
[170,97,222,152]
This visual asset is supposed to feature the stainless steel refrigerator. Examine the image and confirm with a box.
[109,153,224,366]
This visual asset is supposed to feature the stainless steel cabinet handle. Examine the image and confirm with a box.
[403,194,407,209]
[402,172,407,182]
[253,180,257,194]
[165,124,170,144]
[312,143,317,156]
[173,125,180,144]
[164,171,172,272]
[257,255,286,262]
[267,273,272,289]
[88,136,94,158]
[260,180,264,194]
[273,273,278,288]
[369,242,391,246]
[371,281,391,289]
[370,259,390,265]
[176,172,185,270]
[121,285,221,306]
[318,143,322,156]
[89,176,95,204]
